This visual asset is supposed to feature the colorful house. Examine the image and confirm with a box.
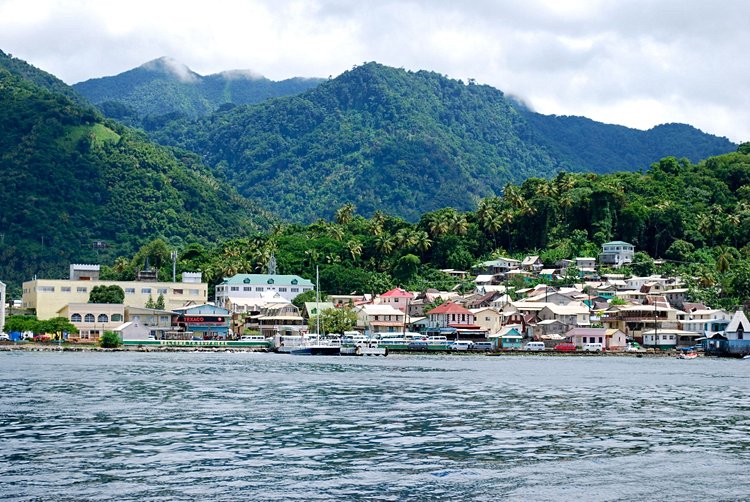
[172,304,231,340]
[377,287,414,313]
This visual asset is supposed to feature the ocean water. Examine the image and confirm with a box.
[1,351,749,501]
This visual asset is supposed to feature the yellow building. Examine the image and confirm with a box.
[22,265,207,320]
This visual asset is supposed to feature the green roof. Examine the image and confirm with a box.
[220,274,313,286]
[603,241,633,246]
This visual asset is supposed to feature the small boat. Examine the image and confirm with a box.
[289,334,341,356]
[676,352,698,359]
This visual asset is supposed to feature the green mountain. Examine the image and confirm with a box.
[73,57,324,126]
[0,52,271,293]
[151,62,736,223]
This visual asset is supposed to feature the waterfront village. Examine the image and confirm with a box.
[1,240,749,357]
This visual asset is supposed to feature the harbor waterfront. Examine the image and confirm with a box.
[1,352,750,501]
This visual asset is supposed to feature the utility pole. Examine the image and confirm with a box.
[171,250,177,282]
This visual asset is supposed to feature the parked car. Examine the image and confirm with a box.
[554,343,577,352]
[582,342,604,352]
[0,332,10,341]
[472,342,494,351]
[524,341,546,351]
[449,340,475,351]
[625,342,645,353]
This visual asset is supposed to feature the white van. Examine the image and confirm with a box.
[449,340,475,351]
[524,341,546,351]
[582,342,604,352]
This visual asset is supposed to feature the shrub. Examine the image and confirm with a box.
[99,331,121,348]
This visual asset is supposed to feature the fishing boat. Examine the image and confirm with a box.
[676,351,698,359]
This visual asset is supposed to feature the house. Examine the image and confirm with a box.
[58,303,126,342]
[114,307,177,341]
[244,302,305,338]
[603,304,683,342]
[575,257,597,270]
[537,304,590,331]
[492,325,523,349]
[215,274,314,308]
[353,304,405,335]
[470,307,503,335]
[598,241,635,268]
[22,264,207,320]
[724,310,750,353]
[533,319,566,339]
[521,255,543,273]
[303,302,336,320]
[172,304,231,340]
[425,302,487,339]
[565,327,627,350]
[642,329,701,350]
[474,258,521,276]
[680,309,731,337]
[377,288,414,313]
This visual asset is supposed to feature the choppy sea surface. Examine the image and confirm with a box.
[1,351,749,501]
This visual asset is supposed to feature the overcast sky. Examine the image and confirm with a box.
[1,0,747,143]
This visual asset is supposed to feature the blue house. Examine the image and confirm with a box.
[173,304,231,340]
[706,310,750,357]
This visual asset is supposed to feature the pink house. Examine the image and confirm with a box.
[565,327,627,351]
[378,287,414,313]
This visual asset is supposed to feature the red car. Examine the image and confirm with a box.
[554,343,577,352]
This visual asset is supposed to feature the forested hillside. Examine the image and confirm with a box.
[0,56,272,294]
[73,57,324,127]
[102,144,750,310]
[150,62,735,223]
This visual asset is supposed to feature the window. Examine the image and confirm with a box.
[98,314,109,323]
[291,288,299,293]
[157,288,168,295]
[61,287,71,292]
[189,289,200,296]
[71,313,82,322]
[141,288,152,294]
[279,287,287,292]
[124,288,135,294]
[173,289,183,295]
[256,287,263,292]
[243,287,251,291]
[111,313,122,322]
[38,286,55,292]
[230,286,239,291]
[84,314,95,323]
[77,287,87,293]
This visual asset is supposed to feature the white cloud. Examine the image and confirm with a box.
[0,0,747,142]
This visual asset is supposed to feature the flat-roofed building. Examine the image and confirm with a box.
[23,274,206,320]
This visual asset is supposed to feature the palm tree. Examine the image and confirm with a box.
[716,245,736,274]
[326,223,345,241]
[335,202,356,225]
[347,239,363,262]
[375,234,395,256]
[448,211,469,236]
[412,230,432,253]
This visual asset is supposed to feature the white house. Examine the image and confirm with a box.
[598,241,635,268]
[215,274,314,308]
[353,304,405,335]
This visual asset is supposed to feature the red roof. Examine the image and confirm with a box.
[380,288,414,298]
[427,301,472,316]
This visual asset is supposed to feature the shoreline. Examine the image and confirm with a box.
[0,343,688,357]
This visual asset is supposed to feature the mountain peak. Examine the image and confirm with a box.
[139,57,198,83]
